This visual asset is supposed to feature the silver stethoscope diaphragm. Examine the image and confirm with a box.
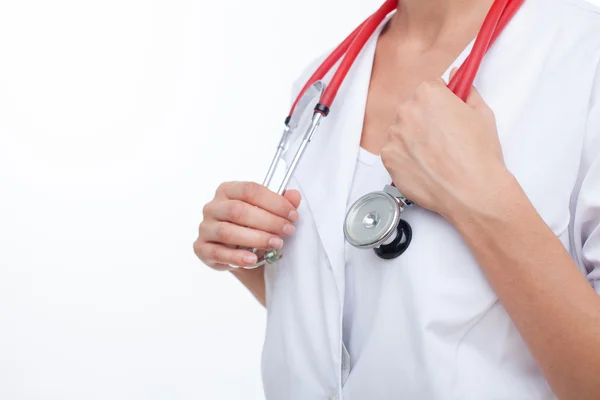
[344,191,400,248]
[344,185,414,259]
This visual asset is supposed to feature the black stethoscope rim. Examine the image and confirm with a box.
[374,219,413,260]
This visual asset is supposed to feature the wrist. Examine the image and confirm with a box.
[230,263,266,307]
[442,167,524,230]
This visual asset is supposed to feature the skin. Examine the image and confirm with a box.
[382,73,600,400]
[195,0,600,397]
[194,181,301,307]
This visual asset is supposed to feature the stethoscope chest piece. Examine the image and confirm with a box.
[344,191,400,248]
[343,186,413,259]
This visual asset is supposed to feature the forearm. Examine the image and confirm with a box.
[447,171,600,400]
[231,267,266,307]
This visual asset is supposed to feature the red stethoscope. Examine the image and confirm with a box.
[244,0,524,269]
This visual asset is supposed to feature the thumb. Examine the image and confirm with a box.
[465,84,488,109]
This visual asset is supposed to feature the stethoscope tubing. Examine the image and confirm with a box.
[449,0,524,100]
[318,0,398,111]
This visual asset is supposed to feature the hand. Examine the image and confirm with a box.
[194,181,301,271]
[380,76,512,221]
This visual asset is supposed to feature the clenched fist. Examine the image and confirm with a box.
[381,78,510,222]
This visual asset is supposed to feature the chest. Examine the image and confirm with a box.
[360,44,468,153]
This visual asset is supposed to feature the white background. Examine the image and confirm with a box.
[0,1,598,399]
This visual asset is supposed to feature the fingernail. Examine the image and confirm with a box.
[282,223,295,236]
[269,237,283,249]
[243,255,257,265]
[230,264,240,269]
[288,210,299,222]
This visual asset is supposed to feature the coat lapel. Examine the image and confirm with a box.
[283,20,388,297]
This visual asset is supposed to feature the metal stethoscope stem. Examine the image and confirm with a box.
[243,114,323,270]
[242,84,325,270]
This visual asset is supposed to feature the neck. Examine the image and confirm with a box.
[386,0,495,48]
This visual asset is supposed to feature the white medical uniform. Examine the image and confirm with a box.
[261,0,600,398]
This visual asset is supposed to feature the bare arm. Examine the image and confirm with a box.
[380,78,600,399]
[231,267,266,307]
[195,182,301,308]
[447,172,600,400]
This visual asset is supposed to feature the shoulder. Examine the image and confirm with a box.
[289,50,332,100]
[544,0,600,40]
[505,0,600,53]
[523,0,600,101]
[560,0,600,17]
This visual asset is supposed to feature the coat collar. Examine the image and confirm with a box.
[283,25,383,296]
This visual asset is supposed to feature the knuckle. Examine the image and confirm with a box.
[214,224,231,243]
[387,123,401,137]
[215,181,229,196]
[194,241,216,265]
[227,201,245,221]
[416,80,439,99]
[425,79,442,90]
[242,181,260,202]
[210,245,222,263]
[193,240,203,258]
[381,156,391,170]
[416,81,430,96]
[395,102,412,121]
[386,124,404,144]
[380,146,393,166]
[202,202,212,217]
[380,144,390,158]
[198,220,207,236]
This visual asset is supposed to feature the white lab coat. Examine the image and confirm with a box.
[261,0,600,398]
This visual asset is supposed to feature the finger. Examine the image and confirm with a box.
[196,241,260,268]
[206,200,296,236]
[413,79,452,105]
[466,84,488,109]
[202,220,284,250]
[283,189,301,210]
[219,182,298,220]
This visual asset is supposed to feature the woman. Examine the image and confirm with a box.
[194,0,600,398]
